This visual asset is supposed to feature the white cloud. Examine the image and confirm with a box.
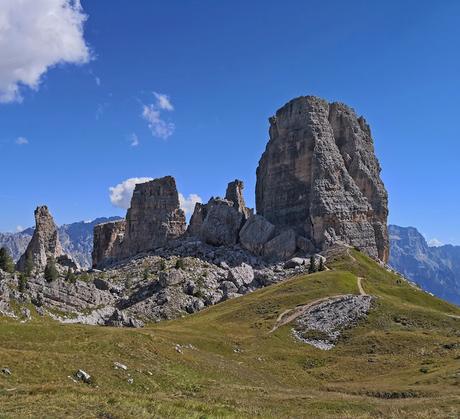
[15,136,29,145]
[129,133,139,147]
[142,92,175,139]
[109,177,202,218]
[16,225,24,232]
[179,193,202,218]
[0,0,91,103]
[109,177,153,209]
[95,76,101,86]
[153,92,174,111]
[428,238,443,247]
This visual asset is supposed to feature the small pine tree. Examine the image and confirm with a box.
[159,260,166,271]
[44,257,58,283]
[0,247,14,273]
[318,258,325,272]
[18,272,28,293]
[25,254,34,277]
[143,268,149,280]
[308,255,317,274]
[65,267,76,283]
[175,258,185,270]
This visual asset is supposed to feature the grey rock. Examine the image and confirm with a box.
[284,257,307,269]
[256,95,389,262]
[200,198,243,246]
[264,229,297,261]
[239,215,275,255]
[16,206,78,273]
[159,269,186,287]
[228,263,254,287]
[105,309,144,328]
[225,179,252,219]
[220,281,238,296]
[76,369,91,383]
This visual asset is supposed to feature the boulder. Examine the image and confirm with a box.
[159,269,186,287]
[92,220,125,268]
[200,198,243,246]
[284,257,307,269]
[263,229,297,261]
[239,215,275,255]
[227,263,254,287]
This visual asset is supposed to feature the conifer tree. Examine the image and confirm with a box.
[0,247,14,273]
[308,255,317,274]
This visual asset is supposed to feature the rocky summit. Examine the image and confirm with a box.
[16,206,78,273]
[256,96,389,262]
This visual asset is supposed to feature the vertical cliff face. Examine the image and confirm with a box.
[122,176,186,255]
[93,176,186,267]
[256,96,389,262]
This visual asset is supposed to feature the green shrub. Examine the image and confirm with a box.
[308,256,317,274]
[175,258,186,270]
[18,273,28,293]
[65,268,76,283]
[44,257,58,282]
[0,247,15,273]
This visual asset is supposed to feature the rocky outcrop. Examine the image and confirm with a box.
[200,198,243,246]
[187,179,251,247]
[122,176,186,255]
[93,177,186,267]
[92,220,126,268]
[256,96,389,262]
[16,206,78,272]
[225,180,252,219]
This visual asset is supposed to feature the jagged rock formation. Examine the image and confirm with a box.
[256,95,389,262]
[122,176,186,255]
[93,177,186,267]
[225,179,252,219]
[389,225,460,305]
[187,179,252,247]
[16,206,78,272]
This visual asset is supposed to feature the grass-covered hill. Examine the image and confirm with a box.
[0,250,459,418]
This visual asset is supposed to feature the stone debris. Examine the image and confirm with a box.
[2,368,12,375]
[75,369,91,384]
[114,362,128,370]
[292,295,374,350]
[127,378,134,384]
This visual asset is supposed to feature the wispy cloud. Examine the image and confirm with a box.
[142,92,175,139]
[153,92,174,111]
[15,136,29,145]
[129,133,139,147]
[0,0,91,103]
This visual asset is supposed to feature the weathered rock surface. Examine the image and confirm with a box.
[200,198,243,246]
[263,229,297,261]
[16,206,78,272]
[92,220,126,268]
[122,176,186,255]
[93,177,186,267]
[239,215,275,255]
[256,96,389,262]
[225,179,252,219]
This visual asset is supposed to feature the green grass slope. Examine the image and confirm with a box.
[0,250,459,418]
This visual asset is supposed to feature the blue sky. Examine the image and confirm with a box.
[0,0,459,246]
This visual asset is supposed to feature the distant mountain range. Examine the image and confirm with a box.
[388,225,460,306]
[0,217,122,268]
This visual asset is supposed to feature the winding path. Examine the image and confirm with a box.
[268,276,367,334]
